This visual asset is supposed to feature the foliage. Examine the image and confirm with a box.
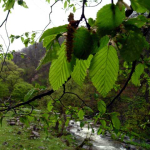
[37,1,149,99]
[96,4,125,36]
[0,60,24,91]
[0,0,150,149]
[11,82,33,101]
[0,82,9,98]
[0,60,34,102]
[0,115,74,150]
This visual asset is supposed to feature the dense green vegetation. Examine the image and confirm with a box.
[0,0,150,149]
[0,112,75,150]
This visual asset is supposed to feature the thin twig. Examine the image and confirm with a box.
[65,92,88,107]
[0,15,11,74]
[107,61,136,108]
[86,0,102,7]
[0,10,10,28]
[36,0,60,42]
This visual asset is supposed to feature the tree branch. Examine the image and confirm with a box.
[77,0,91,30]
[107,61,136,108]
[0,10,10,28]
[0,90,54,112]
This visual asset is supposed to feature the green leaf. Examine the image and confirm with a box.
[97,128,102,135]
[46,0,50,3]
[25,32,29,37]
[96,4,125,36]
[73,6,76,13]
[47,100,53,112]
[137,0,150,10]
[43,34,57,49]
[24,88,36,101]
[135,63,145,77]
[88,18,95,27]
[22,1,28,8]
[71,55,93,86]
[7,53,13,60]
[80,121,85,128]
[92,127,94,133]
[18,0,28,8]
[49,43,72,90]
[24,38,29,47]
[21,37,24,42]
[73,27,93,60]
[37,41,60,70]
[131,0,148,13]
[97,100,106,114]
[111,112,120,130]
[83,106,93,112]
[4,0,15,10]
[99,35,109,50]
[111,133,117,139]
[78,109,84,120]
[40,25,67,42]
[121,134,125,142]
[131,63,145,86]
[117,132,121,138]
[90,33,99,54]
[89,45,119,96]
[15,35,20,39]
[119,31,149,62]
[124,15,147,28]
[64,1,67,8]
[131,0,150,13]
[100,120,106,128]
[11,38,14,43]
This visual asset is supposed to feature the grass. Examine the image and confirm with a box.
[0,117,75,150]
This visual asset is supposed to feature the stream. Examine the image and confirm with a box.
[68,120,126,150]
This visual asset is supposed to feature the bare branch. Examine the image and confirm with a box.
[0,10,10,28]
[36,0,60,41]
[86,0,102,7]
[0,90,54,112]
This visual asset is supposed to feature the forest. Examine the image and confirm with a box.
[0,0,150,150]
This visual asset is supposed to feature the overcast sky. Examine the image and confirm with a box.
[0,0,130,52]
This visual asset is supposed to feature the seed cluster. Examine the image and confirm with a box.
[66,23,76,62]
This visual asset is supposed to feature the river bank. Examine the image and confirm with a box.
[68,120,148,150]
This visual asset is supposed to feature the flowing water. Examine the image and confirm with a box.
[68,120,126,150]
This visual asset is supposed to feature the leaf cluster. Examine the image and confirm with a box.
[38,2,149,98]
